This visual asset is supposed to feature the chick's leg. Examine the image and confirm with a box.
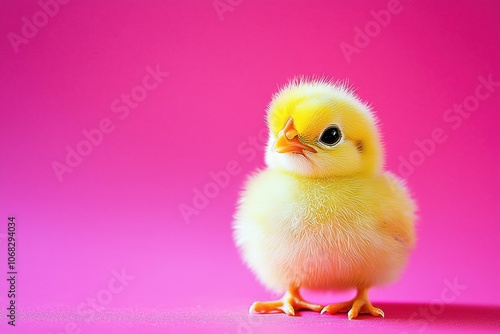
[250,286,323,316]
[321,287,384,319]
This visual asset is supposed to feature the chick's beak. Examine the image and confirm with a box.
[273,118,317,155]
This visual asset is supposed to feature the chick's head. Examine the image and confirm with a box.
[265,79,383,178]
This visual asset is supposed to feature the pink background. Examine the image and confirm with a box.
[1,0,499,333]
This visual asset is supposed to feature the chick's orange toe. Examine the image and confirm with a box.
[249,288,323,316]
[321,288,384,320]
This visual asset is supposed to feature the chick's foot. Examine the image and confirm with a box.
[321,287,384,320]
[249,287,323,316]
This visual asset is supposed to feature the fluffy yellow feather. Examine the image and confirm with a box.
[233,78,416,319]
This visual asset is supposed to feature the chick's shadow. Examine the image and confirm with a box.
[304,302,500,330]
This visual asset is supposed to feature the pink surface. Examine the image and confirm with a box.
[1,0,499,333]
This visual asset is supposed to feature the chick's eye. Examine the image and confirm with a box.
[320,126,342,146]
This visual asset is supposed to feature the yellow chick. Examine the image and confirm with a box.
[233,78,416,319]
